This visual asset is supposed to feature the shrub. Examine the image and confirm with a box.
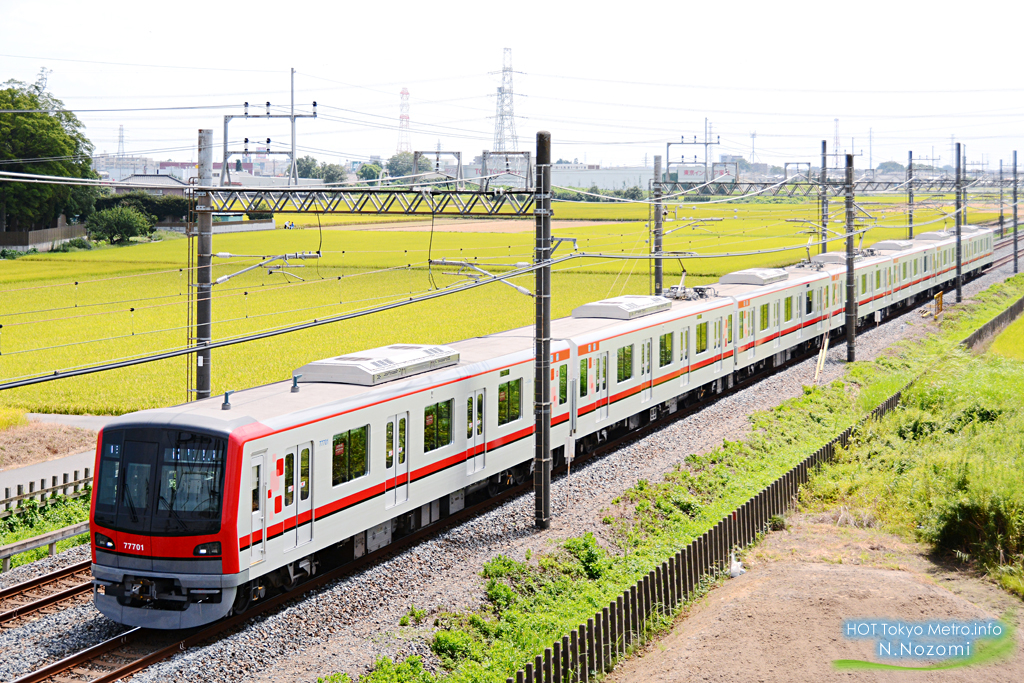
[246,201,273,221]
[86,206,154,244]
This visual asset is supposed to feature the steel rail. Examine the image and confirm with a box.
[0,560,93,626]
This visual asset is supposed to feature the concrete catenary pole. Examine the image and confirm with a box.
[999,160,1004,238]
[845,153,856,363]
[1014,151,1018,274]
[196,129,214,399]
[820,141,828,254]
[955,143,963,303]
[534,131,552,530]
[907,151,914,239]
[653,155,663,295]
[290,68,297,186]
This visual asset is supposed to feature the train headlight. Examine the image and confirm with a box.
[194,542,222,556]
[95,532,115,549]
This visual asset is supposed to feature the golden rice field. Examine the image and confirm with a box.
[0,198,998,415]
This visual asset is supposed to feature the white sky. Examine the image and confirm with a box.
[3,0,1022,172]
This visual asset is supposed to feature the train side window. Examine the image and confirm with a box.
[579,360,588,397]
[498,378,522,425]
[558,364,568,405]
[726,315,733,344]
[805,291,813,315]
[251,464,261,512]
[423,400,453,453]
[695,322,708,354]
[467,397,474,439]
[902,262,908,280]
[616,344,634,382]
[875,270,881,289]
[332,426,369,486]
[284,452,294,507]
[759,304,769,332]
[860,273,867,295]
[659,332,673,367]
[739,310,745,338]
[299,446,310,501]
[914,259,918,276]
[784,297,792,323]
[680,328,689,361]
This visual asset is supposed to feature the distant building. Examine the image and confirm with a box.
[113,174,189,196]
[92,155,157,181]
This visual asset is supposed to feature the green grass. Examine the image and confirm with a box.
[0,406,26,431]
[989,310,1024,360]
[0,493,92,569]
[0,198,1000,415]
[312,276,1024,683]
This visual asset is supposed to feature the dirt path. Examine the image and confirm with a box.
[608,514,1024,683]
[0,423,96,471]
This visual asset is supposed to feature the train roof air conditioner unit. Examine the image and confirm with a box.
[295,344,460,386]
[571,295,672,320]
[871,240,915,251]
[719,268,789,286]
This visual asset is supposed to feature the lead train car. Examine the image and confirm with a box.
[90,227,993,628]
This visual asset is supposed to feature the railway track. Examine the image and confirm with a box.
[10,238,1014,682]
[0,561,93,628]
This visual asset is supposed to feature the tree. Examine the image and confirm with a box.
[86,206,154,244]
[877,160,905,174]
[1,69,97,232]
[317,162,347,184]
[358,163,382,183]
[621,186,644,201]
[296,155,319,179]
[385,152,432,181]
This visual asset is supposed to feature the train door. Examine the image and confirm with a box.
[772,301,781,348]
[385,413,409,509]
[714,318,723,372]
[282,446,297,550]
[816,287,824,332]
[250,452,266,565]
[680,328,690,387]
[466,390,485,475]
[641,337,653,402]
[596,352,609,420]
[295,442,312,546]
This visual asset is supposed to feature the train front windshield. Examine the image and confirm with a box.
[95,429,227,536]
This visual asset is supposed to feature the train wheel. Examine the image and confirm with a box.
[232,582,253,615]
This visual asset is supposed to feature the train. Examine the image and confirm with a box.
[90,226,994,628]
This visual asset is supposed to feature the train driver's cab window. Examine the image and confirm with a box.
[659,332,673,367]
[558,364,568,405]
[695,322,708,354]
[759,303,769,332]
[498,378,522,425]
[423,399,453,453]
[616,344,634,382]
[332,426,369,486]
[579,359,588,397]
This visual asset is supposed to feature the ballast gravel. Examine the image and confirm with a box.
[2,260,1016,683]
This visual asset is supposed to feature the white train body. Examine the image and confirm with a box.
[90,227,993,628]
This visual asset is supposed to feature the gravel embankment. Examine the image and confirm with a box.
[1,261,1016,683]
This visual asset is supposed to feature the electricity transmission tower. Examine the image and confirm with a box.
[492,48,519,153]
[397,87,411,153]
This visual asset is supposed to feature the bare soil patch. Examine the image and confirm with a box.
[0,423,97,471]
[608,514,1024,683]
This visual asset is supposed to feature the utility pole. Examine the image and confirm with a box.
[1014,151,1018,274]
[907,151,914,239]
[679,118,720,182]
[653,155,663,295]
[290,68,297,185]
[955,142,963,303]
[999,160,1004,238]
[534,131,552,530]
[196,129,214,400]
[845,153,856,363]
[821,140,828,254]
[962,146,967,226]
